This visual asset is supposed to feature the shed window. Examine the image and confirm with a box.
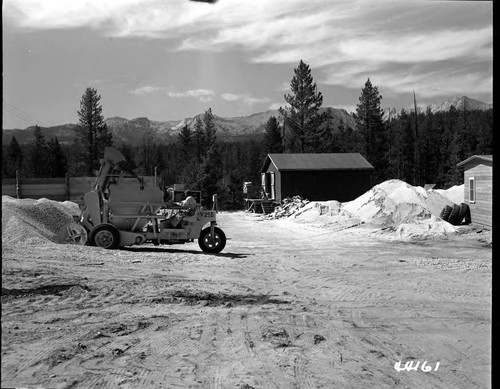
[469,177,476,203]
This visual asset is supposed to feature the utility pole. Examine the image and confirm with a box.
[413,91,420,186]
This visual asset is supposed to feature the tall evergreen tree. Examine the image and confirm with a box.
[195,144,223,207]
[118,143,138,171]
[279,60,327,153]
[29,126,51,178]
[262,116,283,154]
[193,117,206,163]
[5,136,24,178]
[203,108,217,152]
[76,87,113,175]
[47,137,67,177]
[400,109,416,184]
[354,78,388,183]
[178,124,193,163]
[139,131,155,176]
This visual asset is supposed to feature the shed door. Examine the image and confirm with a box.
[261,172,275,199]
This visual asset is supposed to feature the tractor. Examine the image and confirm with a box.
[58,147,226,253]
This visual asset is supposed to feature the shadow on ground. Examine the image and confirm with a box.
[121,246,250,259]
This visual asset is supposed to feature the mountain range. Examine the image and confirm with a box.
[2,95,492,147]
[382,95,492,121]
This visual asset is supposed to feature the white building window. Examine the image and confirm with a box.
[469,177,476,203]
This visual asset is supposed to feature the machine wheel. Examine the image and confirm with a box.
[90,224,120,249]
[198,227,226,254]
[57,222,88,245]
[448,204,461,225]
[439,205,452,222]
[459,202,472,224]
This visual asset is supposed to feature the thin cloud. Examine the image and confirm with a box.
[168,89,215,102]
[130,85,164,95]
[130,86,214,102]
[221,93,271,106]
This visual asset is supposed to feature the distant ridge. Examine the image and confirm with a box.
[2,106,356,146]
[383,95,492,120]
[3,96,492,146]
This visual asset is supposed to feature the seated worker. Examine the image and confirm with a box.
[166,190,198,228]
[179,190,197,213]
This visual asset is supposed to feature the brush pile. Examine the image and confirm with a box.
[269,196,309,219]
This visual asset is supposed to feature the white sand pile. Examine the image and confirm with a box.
[342,179,455,226]
[433,185,464,204]
[294,201,362,229]
[291,180,464,239]
[2,196,81,246]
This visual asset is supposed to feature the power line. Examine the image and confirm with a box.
[3,101,50,127]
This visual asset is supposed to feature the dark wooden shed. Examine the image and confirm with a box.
[260,153,374,202]
[457,155,493,227]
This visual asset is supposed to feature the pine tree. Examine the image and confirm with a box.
[77,87,113,175]
[118,144,137,171]
[279,60,327,153]
[29,126,51,178]
[47,137,67,177]
[400,109,416,184]
[203,108,217,152]
[193,117,206,163]
[139,130,155,176]
[5,136,24,178]
[262,116,283,154]
[195,144,223,207]
[178,124,193,163]
[354,78,388,183]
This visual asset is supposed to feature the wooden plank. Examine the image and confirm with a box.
[18,177,66,185]
[1,185,17,197]
[22,184,67,197]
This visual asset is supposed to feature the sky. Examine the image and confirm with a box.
[2,0,493,129]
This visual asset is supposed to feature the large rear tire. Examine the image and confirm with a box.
[448,204,461,225]
[459,202,471,225]
[439,205,452,222]
[89,224,120,249]
[198,226,226,254]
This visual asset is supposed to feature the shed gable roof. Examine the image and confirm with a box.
[456,154,493,167]
[262,153,374,172]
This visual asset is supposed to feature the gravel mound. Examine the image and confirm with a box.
[278,180,466,239]
[405,256,491,272]
[2,196,81,246]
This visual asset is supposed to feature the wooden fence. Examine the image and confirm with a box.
[2,172,158,205]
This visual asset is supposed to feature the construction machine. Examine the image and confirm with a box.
[58,147,226,253]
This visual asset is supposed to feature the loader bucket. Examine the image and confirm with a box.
[57,222,88,245]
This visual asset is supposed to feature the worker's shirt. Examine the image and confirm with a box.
[180,196,197,211]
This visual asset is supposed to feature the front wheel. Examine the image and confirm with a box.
[198,226,226,253]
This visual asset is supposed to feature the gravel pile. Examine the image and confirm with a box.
[404,256,491,272]
[2,196,81,246]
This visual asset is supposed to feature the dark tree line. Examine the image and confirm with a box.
[2,126,68,179]
[385,105,492,188]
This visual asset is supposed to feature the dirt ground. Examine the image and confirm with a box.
[1,211,492,389]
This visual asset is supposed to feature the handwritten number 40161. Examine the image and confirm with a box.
[394,361,440,372]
